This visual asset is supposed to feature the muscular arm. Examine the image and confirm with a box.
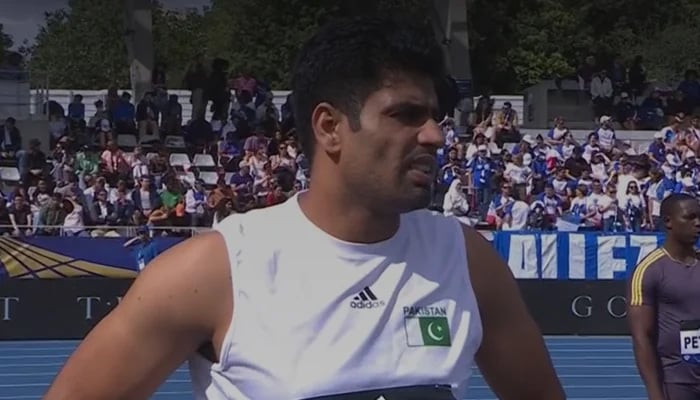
[44,233,233,400]
[627,262,665,400]
[464,228,565,400]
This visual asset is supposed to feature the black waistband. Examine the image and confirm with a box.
[299,384,456,400]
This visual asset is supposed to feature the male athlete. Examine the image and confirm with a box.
[628,193,700,400]
[44,17,564,400]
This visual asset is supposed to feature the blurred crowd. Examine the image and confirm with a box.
[2,54,699,237]
[437,111,700,232]
[0,56,305,237]
[577,55,700,130]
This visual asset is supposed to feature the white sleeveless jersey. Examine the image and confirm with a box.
[188,194,483,399]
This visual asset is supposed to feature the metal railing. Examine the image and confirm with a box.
[0,224,212,237]
[0,223,496,240]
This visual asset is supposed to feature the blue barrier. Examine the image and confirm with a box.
[0,232,667,281]
[0,236,184,281]
[493,231,664,280]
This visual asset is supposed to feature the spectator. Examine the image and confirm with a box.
[9,194,32,236]
[131,176,161,218]
[162,95,183,135]
[136,92,159,144]
[677,70,700,111]
[442,179,471,225]
[68,94,85,122]
[591,71,614,118]
[61,197,86,236]
[113,92,136,134]
[615,92,638,130]
[184,53,208,121]
[627,55,647,100]
[0,117,21,156]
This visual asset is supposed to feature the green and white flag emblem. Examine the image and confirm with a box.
[405,316,451,347]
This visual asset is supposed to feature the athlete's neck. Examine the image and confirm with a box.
[298,188,400,244]
[662,241,697,263]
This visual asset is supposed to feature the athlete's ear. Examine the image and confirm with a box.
[311,102,342,155]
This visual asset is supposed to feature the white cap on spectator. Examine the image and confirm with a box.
[620,92,629,99]
[686,150,696,159]
[682,177,694,187]
[239,160,249,168]
[600,115,612,124]
[522,134,536,145]
[666,153,682,167]
[523,153,532,166]
[477,144,488,152]
[622,139,632,146]
[546,148,563,160]
[654,131,664,139]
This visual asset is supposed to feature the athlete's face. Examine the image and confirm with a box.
[666,200,700,244]
[335,73,444,213]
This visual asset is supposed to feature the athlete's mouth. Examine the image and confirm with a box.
[408,155,437,175]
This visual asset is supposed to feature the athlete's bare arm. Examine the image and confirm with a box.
[464,228,565,400]
[43,233,233,400]
[627,264,665,400]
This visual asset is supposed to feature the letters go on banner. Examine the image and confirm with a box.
[0,278,629,339]
[492,232,665,280]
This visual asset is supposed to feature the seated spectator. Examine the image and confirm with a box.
[147,204,170,230]
[207,178,234,213]
[37,193,66,236]
[230,162,254,201]
[20,139,48,187]
[665,90,692,117]
[185,180,208,227]
[131,176,162,218]
[211,197,235,226]
[218,132,241,171]
[113,189,136,226]
[270,142,296,173]
[100,141,131,185]
[615,92,638,130]
[61,197,86,236]
[92,190,116,226]
[486,182,515,228]
[88,100,108,129]
[442,179,471,225]
[265,184,286,207]
[491,102,520,145]
[502,198,530,231]
[546,117,569,145]
[9,194,32,236]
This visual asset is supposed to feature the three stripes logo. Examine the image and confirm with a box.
[350,286,386,309]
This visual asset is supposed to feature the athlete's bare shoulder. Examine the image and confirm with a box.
[44,232,234,400]
[457,224,565,399]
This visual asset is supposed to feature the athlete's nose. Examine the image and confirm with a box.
[418,118,445,149]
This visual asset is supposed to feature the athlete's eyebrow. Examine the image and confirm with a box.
[382,101,440,122]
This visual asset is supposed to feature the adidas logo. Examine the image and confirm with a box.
[350,286,386,309]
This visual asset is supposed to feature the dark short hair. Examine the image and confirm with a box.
[661,193,696,219]
[291,16,447,164]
